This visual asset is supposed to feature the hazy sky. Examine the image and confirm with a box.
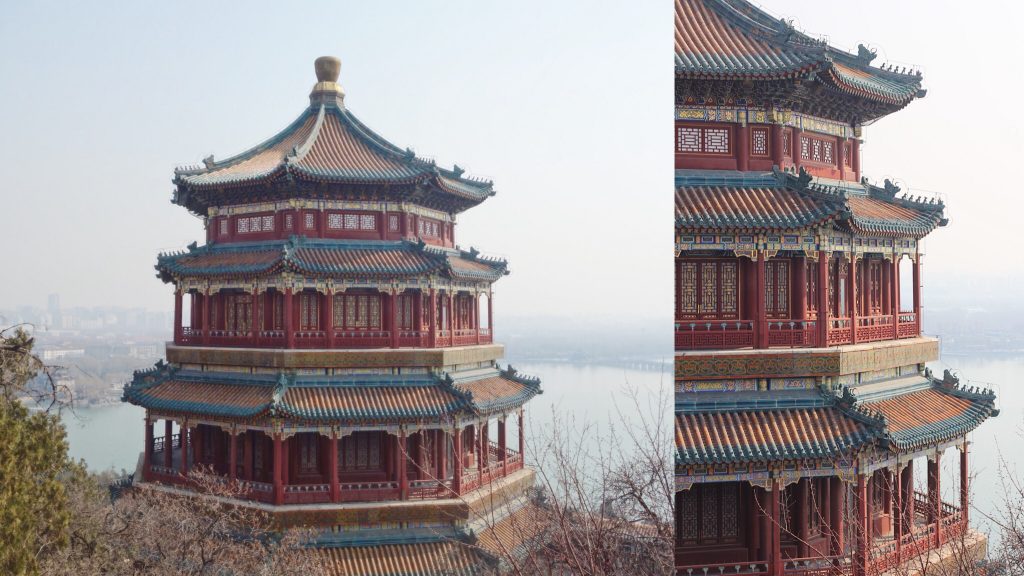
[1,1,1019,320]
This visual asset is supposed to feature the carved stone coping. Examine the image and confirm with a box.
[166,343,505,370]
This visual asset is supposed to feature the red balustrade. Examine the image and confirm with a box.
[767,320,818,347]
[284,483,332,504]
[334,330,391,348]
[897,313,919,338]
[855,315,895,343]
[676,321,755,350]
[293,331,327,348]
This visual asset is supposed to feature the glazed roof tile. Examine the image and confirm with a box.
[174,104,493,208]
[315,541,481,576]
[675,407,876,465]
[864,385,996,450]
[123,366,540,422]
[155,239,507,282]
[675,0,923,105]
[675,169,946,237]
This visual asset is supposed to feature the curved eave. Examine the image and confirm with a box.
[675,212,839,233]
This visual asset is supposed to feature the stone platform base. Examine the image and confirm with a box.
[883,529,988,575]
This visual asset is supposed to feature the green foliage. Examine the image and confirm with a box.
[0,327,75,576]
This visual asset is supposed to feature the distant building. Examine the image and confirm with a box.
[674,1,996,574]
[124,56,540,573]
[40,348,85,362]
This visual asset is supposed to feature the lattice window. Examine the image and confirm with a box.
[766,260,790,318]
[272,293,283,330]
[340,432,382,471]
[304,212,315,230]
[704,129,729,153]
[700,262,717,312]
[285,213,294,230]
[677,127,700,153]
[360,214,376,230]
[234,214,275,234]
[397,294,414,330]
[721,484,738,538]
[800,136,810,160]
[720,263,737,313]
[298,433,319,474]
[237,217,249,233]
[807,261,819,315]
[701,484,720,540]
[678,490,698,541]
[253,436,264,472]
[823,140,835,165]
[226,293,251,332]
[845,143,853,166]
[784,130,792,158]
[751,128,769,156]
[811,139,822,162]
[679,263,697,314]
[218,219,228,236]
[340,293,382,330]
[389,214,400,231]
[299,292,319,330]
[328,213,343,229]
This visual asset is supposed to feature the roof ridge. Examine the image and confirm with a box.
[174,108,315,176]
[284,104,327,166]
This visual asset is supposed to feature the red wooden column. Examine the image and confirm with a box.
[854,473,868,576]
[829,476,844,557]
[488,291,494,339]
[164,419,173,468]
[818,251,830,346]
[894,465,903,559]
[838,139,847,181]
[251,287,260,346]
[437,430,448,482]
[796,477,809,557]
[748,485,761,560]
[849,254,859,344]
[821,478,832,550]
[272,433,283,505]
[793,255,807,321]
[498,417,508,475]
[201,290,211,345]
[242,432,253,481]
[759,486,771,565]
[792,128,803,170]
[284,287,295,348]
[518,410,525,462]
[399,429,409,500]
[324,289,335,348]
[452,426,463,494]
[770,124,785,168]
[329,433,339,503]
[228,431,238,480]
[143,416,153,480]
[770,478,782,576]
[173,289,183,343]
[851,137,861,180]
[960,440,969,525]
[389,291,399,348]
[180,424,190,476]
[902,461,915,531]
[737,123,750,172]
[912,255,922,332]
[474,293,482,345]
[428,289,438,347]
[448,292,455,340]
[892,256,901,333]
[756,250,767,349]
[929,451,943,546]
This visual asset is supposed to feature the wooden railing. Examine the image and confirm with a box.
[677,562,769,575]
[855,315,895,343]
[338,481,399,502]
[174,327,494,349]
[294,331,327,348]
[676,321,754,350]
[767,320,818,347]
[827,318,853,346]
[897,313,919,338]
[284,483,331,504]
[334,330,391,348]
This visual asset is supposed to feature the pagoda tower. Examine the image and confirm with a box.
[674,2,996,574]
[124,56,540,573]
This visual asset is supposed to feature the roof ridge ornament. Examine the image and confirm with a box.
[309,56,345,108]
[856,44,877,64]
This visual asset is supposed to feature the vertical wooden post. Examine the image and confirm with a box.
[428,289,437,348]
[243,431,252,481]
[770,124,784,168]
[850,254,859,344]
[737,123,750,172]
[961,440,969,525]
[164,419,173,468]
[855,473,868,576]
[324,290,334,348]
[488,291,494,339]
[437,430,448,482]
[931,451,943,546]
[851,136,861,179]
[273,434,283,505]
[759,486,771,564]
[749,485,761,560]
[452,427,463,495]
[829,476,844,557]
[329,433,339,503]
[518,410,525,463]
[818,251,829,346]
[229,431,238,480]
[797,477,809,557]
[894,465,903,560]
[251,287,260,346]
[821,478,832,550]
[475,293,482,344]
[892,256,901,335]
[903,460,915,530]
[399,429,408,500]
[180,425,190,476]
[838,139,847,181]
[284,287,294,348]
[794,255,807,321]
[201,290,211,346]
[498,417,508,475]
[389,291,399,348]
[770,478,782,576]
[143,416,153,480]
[448,292,455,340]
[173,289,183,343]
[792,128,803,170]
[756,250,766,349]
[913,255,922,333]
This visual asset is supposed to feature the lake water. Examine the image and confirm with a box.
[62,359,672,474]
